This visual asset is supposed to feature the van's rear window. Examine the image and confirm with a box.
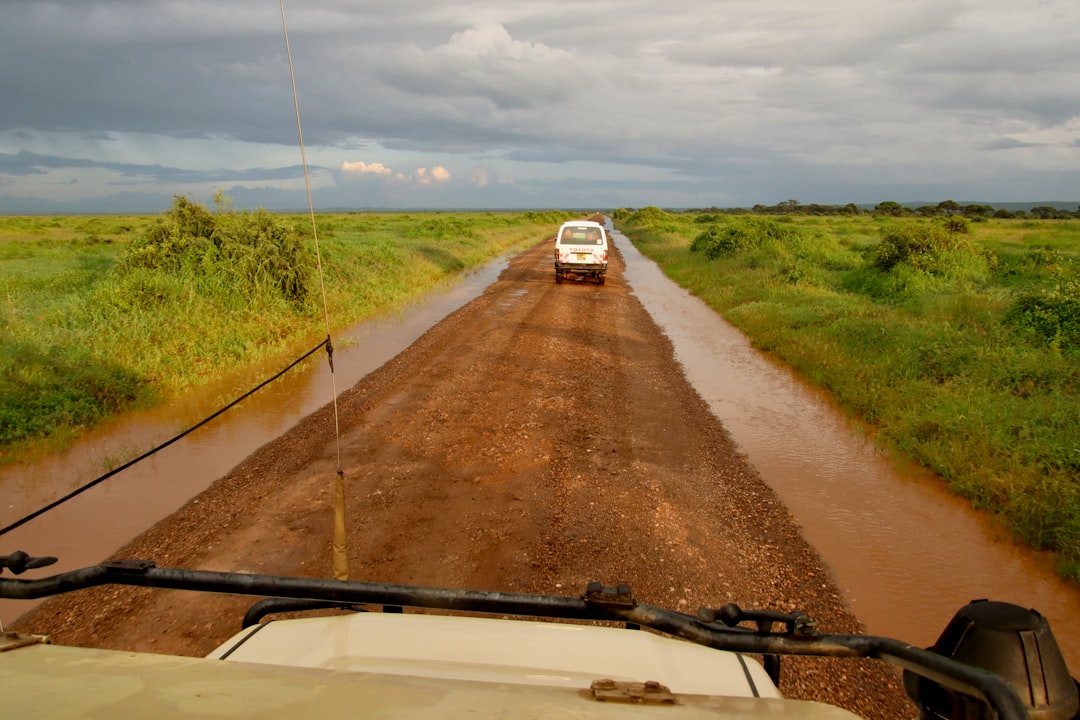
[559,228,603,245]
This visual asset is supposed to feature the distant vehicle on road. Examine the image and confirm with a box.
[554,221,608,285]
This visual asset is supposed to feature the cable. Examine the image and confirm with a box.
[0,338,330,538]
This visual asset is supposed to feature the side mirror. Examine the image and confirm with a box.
[904,600,1079,720]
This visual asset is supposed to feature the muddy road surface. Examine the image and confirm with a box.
[14,236,911,718]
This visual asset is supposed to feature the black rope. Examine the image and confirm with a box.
[0,336,332,538]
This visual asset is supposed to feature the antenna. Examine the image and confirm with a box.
[279,0,349,581]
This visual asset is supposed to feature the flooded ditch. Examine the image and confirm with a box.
[614,229,1080,669]
[0,259,506,623]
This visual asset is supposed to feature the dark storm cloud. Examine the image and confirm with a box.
[1,6,297,144]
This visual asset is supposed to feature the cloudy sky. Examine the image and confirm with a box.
[1,1,1078,213]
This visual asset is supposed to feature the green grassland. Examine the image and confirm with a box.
[0,200,573,461]
[614,207,1080,580]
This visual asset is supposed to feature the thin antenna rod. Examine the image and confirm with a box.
[279,0,349,581]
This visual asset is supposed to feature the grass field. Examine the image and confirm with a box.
[0,203,572,462]
[615,208,1080,580]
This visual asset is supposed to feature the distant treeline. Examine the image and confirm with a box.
[652,199,1080,220]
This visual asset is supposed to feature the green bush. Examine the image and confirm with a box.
[875,222,946,271]
[873,221,995,283]
[123,195,314,305]
[690,217,804,260]
[628,206,672,226]
[940,215,971,234]
[691,225,740,259]
[1008,281,1080,352]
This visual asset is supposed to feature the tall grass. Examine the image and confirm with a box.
[617,208,1080,580]
[0,202,574,460]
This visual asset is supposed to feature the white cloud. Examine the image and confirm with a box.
[337,159,452,188]
[442,23,544,60]
[341,160,392,176]
[412,166,451,186]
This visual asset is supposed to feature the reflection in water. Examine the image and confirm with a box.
[614,230,1080,670]
[0,259,507,624]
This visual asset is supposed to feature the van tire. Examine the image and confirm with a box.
[598,276,605,285]
[555,272,563,284]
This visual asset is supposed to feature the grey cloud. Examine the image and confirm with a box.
[981,138,1042,150]
[663,1,964,70]
[0,152,104,176]
[2,1,1079,211]
[0,151,310,184]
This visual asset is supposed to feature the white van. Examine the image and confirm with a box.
[554,221,608,285]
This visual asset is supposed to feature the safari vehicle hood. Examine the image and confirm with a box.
[1,558,1073,720]
[3,639,855,719]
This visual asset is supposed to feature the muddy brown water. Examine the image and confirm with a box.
[3,235,1080,676]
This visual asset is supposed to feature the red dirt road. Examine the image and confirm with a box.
[13,233,911,718]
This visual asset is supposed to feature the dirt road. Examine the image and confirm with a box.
[13,231,911,718]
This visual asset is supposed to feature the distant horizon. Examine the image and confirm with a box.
[1,196,1078,217]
